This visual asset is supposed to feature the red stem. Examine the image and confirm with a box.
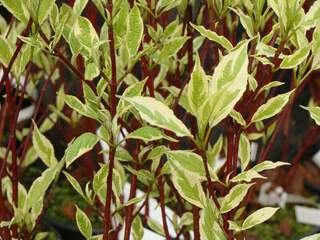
[103,1,118,239]
[192,206,200,240]
[158,175,171,240]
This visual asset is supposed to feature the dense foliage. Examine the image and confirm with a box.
[0,0,320,239]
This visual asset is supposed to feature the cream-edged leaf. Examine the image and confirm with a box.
[220,183,254,213]
[239,133,251,171]
[251,90,293,123]
[302,106,320,125]
[76,205,92,239]
[279,46,310,69]
[32,122,58,167]
[123,96,191,137]
[65,132,99,167]
[188,55,208,115]
[191,23,233,51]
[126,126,177,143]
[126,5,144,57]
[242,207,279,230]
[251,160,289,172]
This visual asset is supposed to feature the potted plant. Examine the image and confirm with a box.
[1,0,320,240]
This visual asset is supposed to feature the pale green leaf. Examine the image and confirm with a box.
[147,218,165,236]
[167,150,217,182]
[157,37,189,63]
[126,126,177,143]
[123,96,191,137]
[117,80,146,117]
[232,8,254,38]
[304,1,320,29]
[63,94,99,120]
[239,133,250,171]
[251,160,290,172]
[220,183,254,213]
[65,132,99,167]
[257,81,284,96]
[74,16,99,49]
[38,0,55,24]
[200,42,248,129]
[188,55,208,115]
[228,221,242,232]
[251,90,293,123]
[32,122,58,167]
[191,23,233,51]
[85,62,100,80]
[76,205,92,239]
[63,171,84,197]
[242,207,279,230]
[25,164,58,210]
[279,46,310,69]
[170,163,206,208]
[73,0,88,15]
[231,170,265,183]
[200,198,226,240]
[0,36,12,66]
[230,110,246,126]
[132,216,144,240]
[126,5,143,57]
[0,0,29,23]
[302,106,320,125]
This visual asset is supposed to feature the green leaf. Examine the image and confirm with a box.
[32,122,58,167]
[157,37,189,63]
[220,183,254,213]
[0,36,12,66]
[34,232,49,240]
[123,96,191,137]
[239,133,250,171]
[188,55,208,115]
[231,8,254,38]
[191,23,233,51]
[126,5,143,57]
[85,62,100,80]
[76,205,92,239]
[65,132,99,167]
[251,160,290,172]
[200,42,248,129]
[231,170,265,183]
[0,0,29,23]
[230,110,246,126]
[132,216,144,240]
[25,164,58,210]
[242,207,279,230]
[167,151,217,182]
[38,0,55,24]
[126,126,177,143]
[117,80,146,117]
[18,45,32,74]
[74,16,99,49]
[63,94,99,120]
[304,1,320,29]
[302,106,320,125]
[200,198,226,240]
[73,0,88,15]
[251,90,293,123]
[147,218,165,236]
[93,164,108,195]
[257,81,284,96]
[170,161,206,208]
[279,46,310,69]
[63,171,85,197]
